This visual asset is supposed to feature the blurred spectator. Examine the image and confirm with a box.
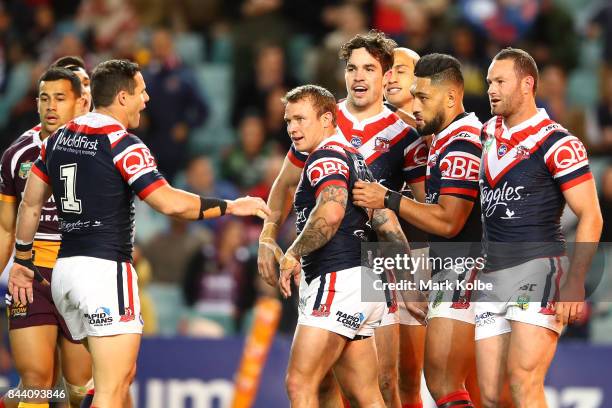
[183,155,240,232]
[313,2,368,97]
[247,153,285,201]
[76,0,139,53]
[265,86,291,150]
[459,0,539,46]
[142,218,211,284]
[141,27,209,180]
[232,42,296,125]
[596,75,612,150]
[182,218,258,334]
[538,64,588,142]
[222,111,272,190]
[524,0,579,71]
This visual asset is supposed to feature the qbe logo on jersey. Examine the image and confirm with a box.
[439,152,480,181]
[550,138,588,170]
[114,144,158,183]
[306,157,349,185]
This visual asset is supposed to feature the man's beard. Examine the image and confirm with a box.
[417,111,444,136]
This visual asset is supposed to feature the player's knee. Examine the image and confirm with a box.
[480,386,502,408]
[508,365,540,397]
[127,363,137,384]
[19,368,54,389]
[285,371,305,400]
[399,369,421,395]
[378,370,398,393]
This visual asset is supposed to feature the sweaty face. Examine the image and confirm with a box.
[410,76,446,136]
[37,79,81,137]
[345,47,385,110]
[487,59,523,118]
[125,72,149,129]
[284,98,328,154]
[384,50,416,108]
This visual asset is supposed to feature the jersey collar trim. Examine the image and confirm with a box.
[338,100,391,131]
[501,108,549,136]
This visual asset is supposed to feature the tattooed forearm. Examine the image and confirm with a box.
[372,209,409,248]
[289,185,347,258]
[291,216,336,257]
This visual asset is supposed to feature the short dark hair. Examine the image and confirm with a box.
[51,55,86,70]
[493,47,539,93]
[91,59,140,108]
[38,67,82,97]
[339,30,397,73]
[282,85,337,126]
[414,53,464,87]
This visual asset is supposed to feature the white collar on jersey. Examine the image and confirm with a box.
[338,100,391,131]
[32,124,42,146]
[313,132,352,151]
[432,112,479,144]
[499,108,549,139]
[73,112,126,130]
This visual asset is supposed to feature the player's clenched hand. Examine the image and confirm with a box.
[258,239,283,287]
[400,290,428,325]
[352,180,387,209]
[555,279,586,325]
[227,196,271,219]
[8,262,48,305]
[279,252,301,298]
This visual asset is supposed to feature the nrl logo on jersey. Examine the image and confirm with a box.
[18,161,33,179]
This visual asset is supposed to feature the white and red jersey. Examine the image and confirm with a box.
[33,112,167,263]
[479,109,593,270]
[287,100,427,191]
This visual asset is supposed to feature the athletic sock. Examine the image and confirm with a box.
[436,390,474,408]
[402,403,423,408]
[17,403,49,408]
[342,395,351,407]
[79,389,94,408]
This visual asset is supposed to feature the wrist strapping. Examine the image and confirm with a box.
[198,197,227,219]
[384,189,402,213]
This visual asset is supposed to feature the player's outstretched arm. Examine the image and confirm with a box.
[0,201,16,271]
[278,184,347,298]
[555,178,603,325]
[353,181,473,239]
[258,156,302,287]
[144,184,270,220]
[9,172,52,305]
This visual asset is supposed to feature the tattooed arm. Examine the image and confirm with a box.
[371,208,409,250]
[287,184,348,258]
[278,183,348,297]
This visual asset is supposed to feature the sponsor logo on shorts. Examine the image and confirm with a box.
[336,311,364,330]
[519,283,537,291]
[517,294,530,310]
[451,296,470,309]
[539,301,556,315]
[312,304,330,317]
[8,301,28,319]
[475,311,495,327]
[120,306,135,322]
[85,306,114,326]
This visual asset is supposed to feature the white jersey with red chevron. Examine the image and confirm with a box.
[288,100,427,191]
[479,108,593,270]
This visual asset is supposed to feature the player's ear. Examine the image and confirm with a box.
[321,111,333,128]
[117,90,127,107]
[523,76,535,95]
[447,87,456,108]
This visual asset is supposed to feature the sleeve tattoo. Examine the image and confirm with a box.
[290,184,347,257]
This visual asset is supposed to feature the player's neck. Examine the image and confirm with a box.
[93,107,127,128]
[306,129,336,154]
[440,106,466,133]
[39,129,50,140]
[346,99,384,122]
[503,101,538,129]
